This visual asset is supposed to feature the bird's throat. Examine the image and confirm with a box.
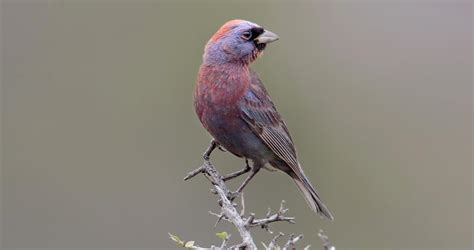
[197,64,251,104]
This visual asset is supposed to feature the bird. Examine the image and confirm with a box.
[194,19,334,220]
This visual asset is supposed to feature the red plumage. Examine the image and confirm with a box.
[194,20,334,220]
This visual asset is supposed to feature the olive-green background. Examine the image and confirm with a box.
[1,0,472,249]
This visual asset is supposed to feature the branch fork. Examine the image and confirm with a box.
[182,155,336,249]
[184,160,297,249]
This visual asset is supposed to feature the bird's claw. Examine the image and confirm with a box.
[226,191,240,202]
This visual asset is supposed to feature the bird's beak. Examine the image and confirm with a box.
[254,29,279,44]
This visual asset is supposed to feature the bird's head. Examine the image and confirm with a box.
[203,20,279,65]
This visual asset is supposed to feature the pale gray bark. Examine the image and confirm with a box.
[183,159,335,250]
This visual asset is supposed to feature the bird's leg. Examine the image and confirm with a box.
[222,159,251,181]
[203,139,218,161]
[227,167,261,201]
[235,168,260,194]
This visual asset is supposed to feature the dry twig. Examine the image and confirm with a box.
[181,157,335,250]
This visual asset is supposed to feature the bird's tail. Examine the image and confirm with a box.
[292,173,334,220]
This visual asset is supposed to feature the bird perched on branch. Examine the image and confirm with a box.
[194,20,334,220]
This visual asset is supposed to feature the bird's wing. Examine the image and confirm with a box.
[240,71,302,175]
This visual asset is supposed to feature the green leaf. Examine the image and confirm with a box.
[168,233,184,246]
[216,231,228,240]
[184,241,195,248]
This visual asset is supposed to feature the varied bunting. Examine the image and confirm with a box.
[194,20,333,220]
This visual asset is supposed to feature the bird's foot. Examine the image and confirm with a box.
[222,161,251,182]
[226,191,241,202]
[202,139,218,161]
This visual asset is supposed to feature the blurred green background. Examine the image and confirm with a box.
[1,0,472,249]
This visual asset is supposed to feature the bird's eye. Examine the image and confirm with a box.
[241,30,252,40]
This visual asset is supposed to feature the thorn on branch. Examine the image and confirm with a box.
[283,233,304,249]
[180,158,336,250]
[209,210,234,227]
[183,164,206,181]
[268,232,285,249]
[247,199,295,233]
[318,229,336,250]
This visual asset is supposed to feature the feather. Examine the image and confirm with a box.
[239,70,334,220]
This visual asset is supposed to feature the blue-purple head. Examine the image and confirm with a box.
[203,20,279,65]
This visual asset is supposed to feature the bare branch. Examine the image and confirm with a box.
[208,210,226,228]
[318,230,336,250]
[268,232,285,249]
[181,158,336,250]
[184,165,206,181]
[240,192,246,216]
[185,160,257,249]
[283,233,304,250]
[247,200,295,233]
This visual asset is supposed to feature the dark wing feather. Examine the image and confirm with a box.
[240,71,301,175]
[241,71,334,220]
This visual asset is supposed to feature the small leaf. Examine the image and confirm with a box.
[184,241,195,248]
[216,231,228,240]
[168,233,180,243]
[168,233,184,246]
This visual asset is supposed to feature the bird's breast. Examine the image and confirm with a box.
[194,64,249,121]
[194,64,273,159]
